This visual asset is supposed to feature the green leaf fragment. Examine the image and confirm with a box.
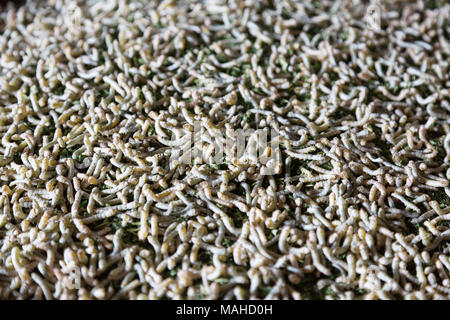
[215,278,229,285]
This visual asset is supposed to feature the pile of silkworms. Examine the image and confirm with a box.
[0,0,449,300]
